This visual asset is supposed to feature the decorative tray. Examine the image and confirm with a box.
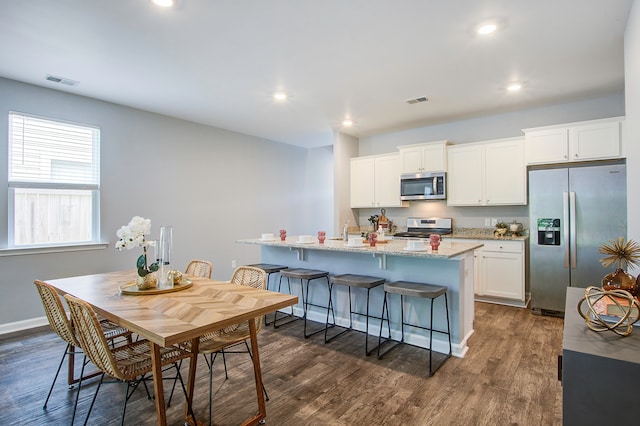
[119,278,193,295]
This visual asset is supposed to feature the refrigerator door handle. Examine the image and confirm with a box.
[569,191,577,269]
[563,192,570,268]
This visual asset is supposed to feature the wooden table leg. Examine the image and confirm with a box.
[151,342,167,426]
[67,344,76,385]
[184,337,199,425]
[242,319,266,426]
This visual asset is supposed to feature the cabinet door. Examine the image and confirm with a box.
[421,144,447,172]
[525,128,569,164]
[474,249,482,295]
[399,148,423,173]
[446,145,483,206]
[375,154,403,207]
[569,120,621,161]
[350,157,375,208]
[480,250,524,300]
[484,139,526,205]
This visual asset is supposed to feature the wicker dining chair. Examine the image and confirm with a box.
[64,294,197,426]
[33,280,131,413]
[185,259,213,279]
[198,266,267,426]
[165,258,215,404]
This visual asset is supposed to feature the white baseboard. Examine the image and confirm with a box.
[0,316,49,337]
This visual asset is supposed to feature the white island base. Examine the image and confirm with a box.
[238,238,481,358]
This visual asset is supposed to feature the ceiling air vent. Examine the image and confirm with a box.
[46,74,79,86]
[405,96,428,105]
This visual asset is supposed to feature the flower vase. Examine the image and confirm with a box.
[136,273,158,290]
[602,268,638,296]
[157,226,173,289]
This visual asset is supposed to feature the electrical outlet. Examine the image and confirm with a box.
[490,218,497,226]
[231,260,237,268]
[484,218,491,227]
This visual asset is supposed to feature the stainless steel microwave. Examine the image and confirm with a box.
[400,172,446,200]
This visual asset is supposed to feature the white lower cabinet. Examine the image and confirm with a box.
[454,238,528,307]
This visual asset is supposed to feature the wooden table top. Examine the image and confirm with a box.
[44,270,298,347]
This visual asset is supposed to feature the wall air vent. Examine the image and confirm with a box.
[405,96,428,104]
[46,74,79,86]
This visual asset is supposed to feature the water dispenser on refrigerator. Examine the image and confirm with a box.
[537,218,560,245]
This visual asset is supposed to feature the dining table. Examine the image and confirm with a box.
[42,270,298,426]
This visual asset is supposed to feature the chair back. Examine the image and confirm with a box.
[185,259,213,278]
[230,266,267,333]
[63,294,124,380]
[34,280,79,347]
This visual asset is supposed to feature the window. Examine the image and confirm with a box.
[8,112,100,247]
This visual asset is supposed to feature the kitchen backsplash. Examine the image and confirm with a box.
[356,202,529,233]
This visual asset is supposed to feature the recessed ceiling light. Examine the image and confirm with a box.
[342,119,354,127]
[477,24,497,35]
[507,83,522,92]
[152,0,174,7]
[273,92,287,101]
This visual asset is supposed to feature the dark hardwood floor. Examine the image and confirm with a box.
[0,301,563,425]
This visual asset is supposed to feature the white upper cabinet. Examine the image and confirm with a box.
[447,137,526,206]
[446,144,484,205]
[350,153,407,208]
[398,141,450,173]
[484,140,526,205]
[524,117,624,165]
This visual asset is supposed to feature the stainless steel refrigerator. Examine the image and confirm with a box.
[529,161,626,316]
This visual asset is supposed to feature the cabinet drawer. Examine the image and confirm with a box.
[480,240,524,253]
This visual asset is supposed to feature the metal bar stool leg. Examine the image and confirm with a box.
[445,293,452,355]
[273,275,300,328]
[429,297,435,375]
[377,292,397,358]
[263,272,273,326]
[363,288,372,355]
[323,278,350,343]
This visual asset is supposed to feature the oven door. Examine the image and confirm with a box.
[400,172,446,200]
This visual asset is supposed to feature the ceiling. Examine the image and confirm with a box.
[0,1,633,148]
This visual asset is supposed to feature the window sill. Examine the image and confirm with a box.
[0,242,110,257]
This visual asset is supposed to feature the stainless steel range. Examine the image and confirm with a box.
[393,217,452,239]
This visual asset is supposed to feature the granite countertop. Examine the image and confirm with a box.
[237,237,483,259]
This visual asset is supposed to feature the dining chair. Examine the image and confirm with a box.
[165,258,214,404]
[64,293,197,426]
[198,265,267,426]
[184,259,213,279]
[33,280,132,413]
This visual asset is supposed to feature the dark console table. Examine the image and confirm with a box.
[562,287,640,424]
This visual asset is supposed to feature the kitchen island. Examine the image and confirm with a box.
[237,237,482,357]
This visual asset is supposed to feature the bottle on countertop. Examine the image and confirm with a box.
[343,221,349,242]
[378,225,385,241]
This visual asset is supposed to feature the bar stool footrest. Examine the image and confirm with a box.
[272,311,301,329]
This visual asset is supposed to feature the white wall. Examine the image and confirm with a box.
[333,131,359,235]
[359,92,625,156]
[356,93,626,231]
[625,0,640,275]
[0,77,332,328]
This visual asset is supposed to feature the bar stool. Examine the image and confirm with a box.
[327,274,387,355]
[278,268,333,338]
[377,281,452,376]
[246,263,289,326]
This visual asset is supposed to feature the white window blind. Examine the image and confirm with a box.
[8,112,100,246]
[9,112,99,187]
